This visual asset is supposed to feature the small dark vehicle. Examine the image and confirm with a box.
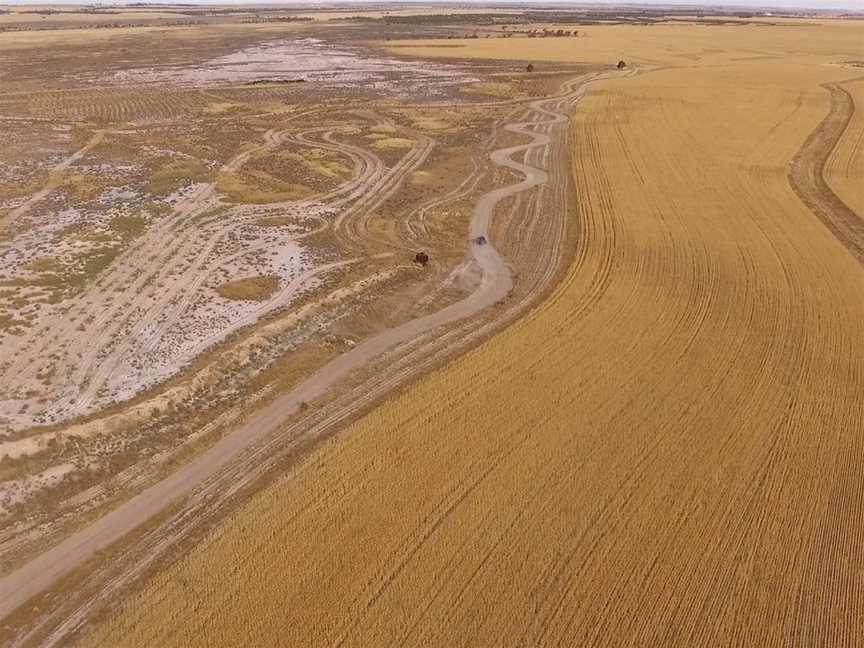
[414,251,429,265]
[473,236,487,245]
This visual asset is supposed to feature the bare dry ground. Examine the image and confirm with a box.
[1,7,608,643]
[80,17,864,648]
[1,10,564,575]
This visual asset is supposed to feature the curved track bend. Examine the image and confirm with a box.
[0,75,601,630]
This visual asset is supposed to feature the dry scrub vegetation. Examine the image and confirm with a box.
[83,19,864,648]
[0,13,538,590]
[215,275,280,302]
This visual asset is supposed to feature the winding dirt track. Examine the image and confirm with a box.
[789,81,864,265]
[0,78,593,626]
[2,112,399,427]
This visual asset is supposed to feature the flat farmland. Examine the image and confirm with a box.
[81,19,864,648]
[388,18,864,66]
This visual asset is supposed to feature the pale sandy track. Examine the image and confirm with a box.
[0,131,108,230]
[0,77,595,630]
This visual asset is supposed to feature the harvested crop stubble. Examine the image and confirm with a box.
[824,78,864,218]
[389,20,864,68]
[84,25,864,648]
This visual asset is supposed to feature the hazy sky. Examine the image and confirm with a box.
[3,0,862,11]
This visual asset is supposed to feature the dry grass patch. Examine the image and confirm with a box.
[395,108,458,133]
[410,117,450,131]
[215,275,280,302]
[282,149,352,180]
[0,177,45,201]
[147,159,211,195]
[0,314,28,332]
[462,81,522,98]
[51,172,104,202]
[216,170,314,204]
[110,214,148,239]
[370,137,415,150]
[255,216,297,228]
[204,102,243,116]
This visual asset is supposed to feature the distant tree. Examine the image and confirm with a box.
[617,60,627,69]
[526,63,535,73]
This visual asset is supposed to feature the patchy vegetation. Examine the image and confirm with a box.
[215,275,280,302]
[147,159,212,195]
[215,170,314,203]
[370,137,415,150]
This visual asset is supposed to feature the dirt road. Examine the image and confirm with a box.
[789,80,864,265]
[0,131,107,230]
[0,79,594,625]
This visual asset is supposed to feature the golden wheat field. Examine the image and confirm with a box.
[82,20,864,648]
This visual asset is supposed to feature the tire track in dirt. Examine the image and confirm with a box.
[33,75,599,648]
[0,130,108,230]
[2,118,392,426]
[0,74,602,636]
[788,81,864,265]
